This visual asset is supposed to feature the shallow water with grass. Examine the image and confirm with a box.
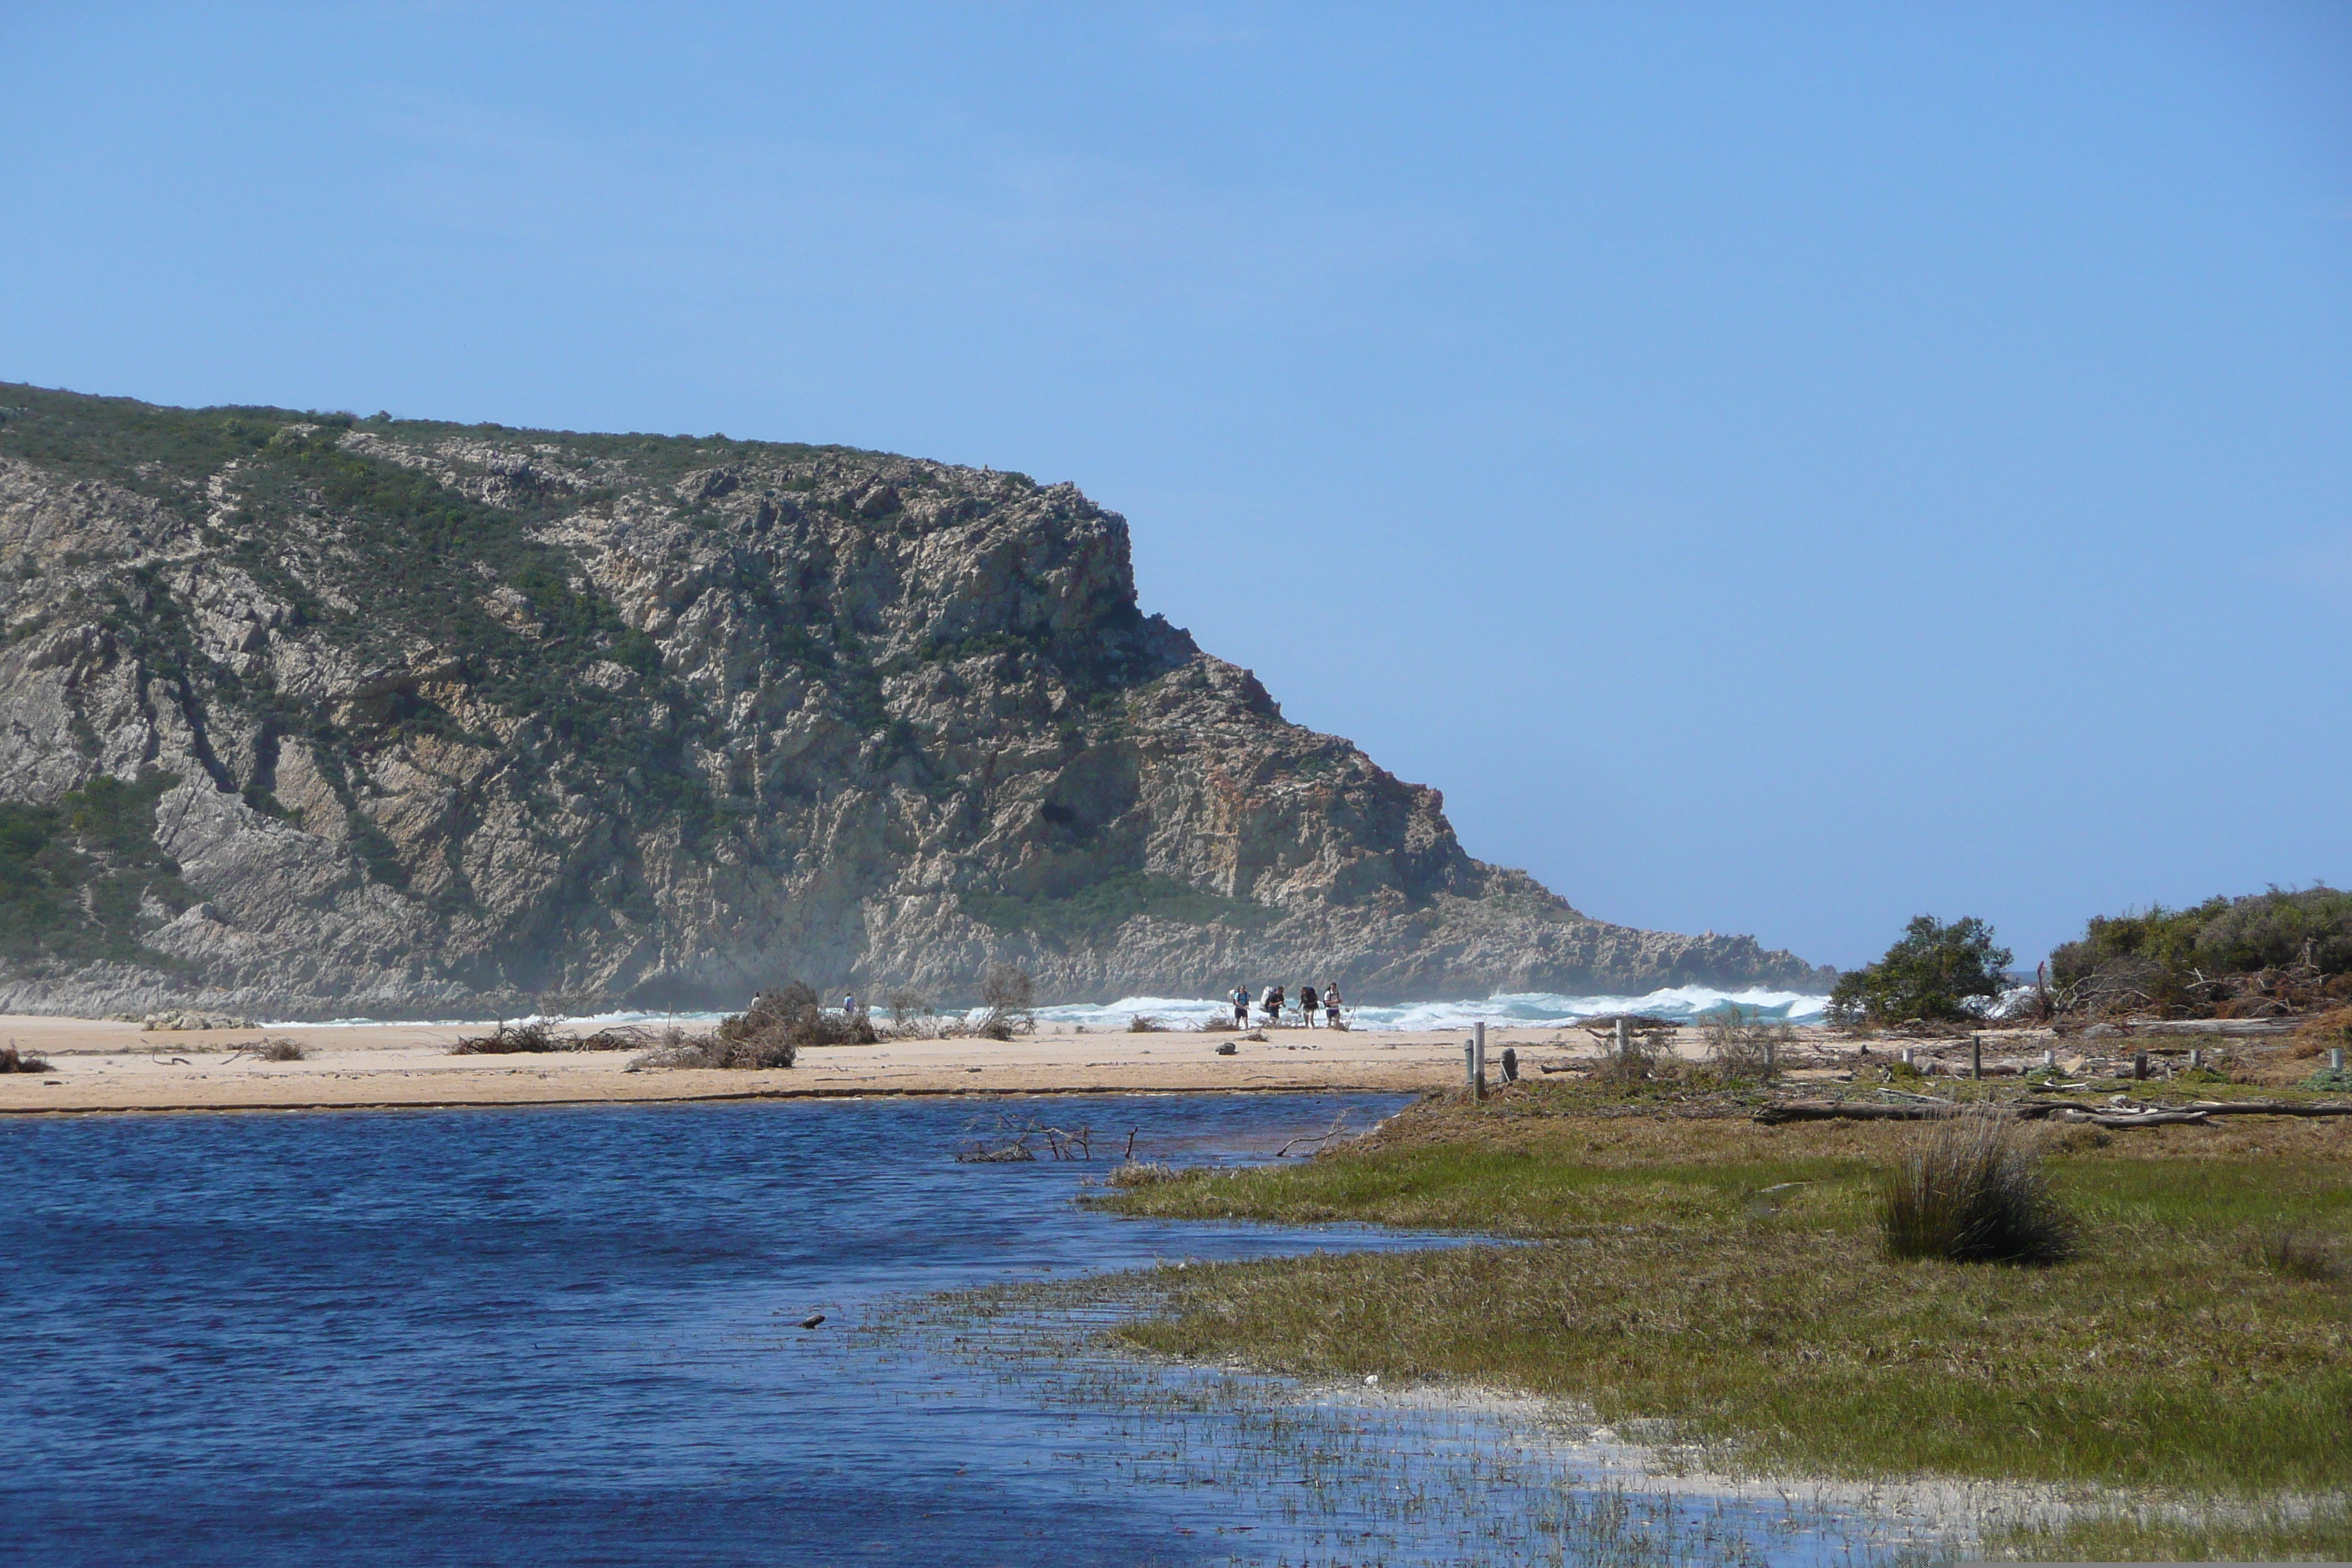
[7,1095,1942,1567]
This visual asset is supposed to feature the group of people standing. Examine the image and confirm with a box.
[1229,982,1344,1029]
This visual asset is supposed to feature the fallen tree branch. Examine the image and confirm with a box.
[1274,1111,1354,1158]
[1752,1101,1950,1123]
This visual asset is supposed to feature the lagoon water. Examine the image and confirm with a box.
[3,1096,1923,1567]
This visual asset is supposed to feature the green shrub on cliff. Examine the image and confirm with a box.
[0,770,190,970]
[960,871,1270,947]
[1827,914,2011,1025]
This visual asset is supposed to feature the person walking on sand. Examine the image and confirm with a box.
[1299,984,1319,1028]
[1261,985,1284,1027]
[1230,984,1249,1030]
[1323,981,1343,1028]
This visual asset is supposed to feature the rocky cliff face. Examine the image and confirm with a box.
[0,385,1828,1017]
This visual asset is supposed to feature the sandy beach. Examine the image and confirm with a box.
[0,1014,1693,1115]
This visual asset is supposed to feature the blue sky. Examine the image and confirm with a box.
[4,3,2345,970]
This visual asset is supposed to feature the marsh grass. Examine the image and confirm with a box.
[1983,1502,2352,1561]
[1879,1109,2076,1264]
[862,1277,1959,1568]
[1097,1101,2352,1498]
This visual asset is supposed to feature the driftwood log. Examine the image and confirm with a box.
[2044,1108,2211,1128]
[2084,1018,2296,1039]
[1753,1101,1948,1123]
[1753,1099,2204,1130]
[1754,1098,2351,1128]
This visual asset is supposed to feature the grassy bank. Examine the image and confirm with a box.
[1096,1082,2352,1557]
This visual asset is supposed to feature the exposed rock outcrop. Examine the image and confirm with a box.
[0,385,1828,1017]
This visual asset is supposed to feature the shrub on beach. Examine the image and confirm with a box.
[705,981,879,1066]
[453,1019,568,1055]
[1829,916,2012,1026]
[255,1039,306,1061]
[453,1021,654,1055]
[1700,1011,1790,1078]
[0,1044,53,1073]
[979,964,1035,1038]
[1880,1109,2076,1265]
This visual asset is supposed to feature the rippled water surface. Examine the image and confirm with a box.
[3,1096,1937,1567]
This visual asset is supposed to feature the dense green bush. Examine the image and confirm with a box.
[1828,915,2012,1025]
[2050,886,2352,990]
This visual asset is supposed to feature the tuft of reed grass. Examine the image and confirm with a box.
[2258,1230,2345,1283]
[1880,1109,2076,1264]
[1126,1014,1164,1033]
[254,1038,306,1061]
[0,1044,53,1074]
[1104,1161,1181,1188]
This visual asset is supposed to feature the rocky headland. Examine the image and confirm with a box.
[0,385,1829,1018]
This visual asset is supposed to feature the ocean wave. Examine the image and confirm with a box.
[1034,987,1830,1032]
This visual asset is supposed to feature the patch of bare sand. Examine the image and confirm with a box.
[0,1016,1624,1115]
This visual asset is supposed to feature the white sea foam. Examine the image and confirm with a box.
[1033,986,1829,1033]
[275,987,1829,1033]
